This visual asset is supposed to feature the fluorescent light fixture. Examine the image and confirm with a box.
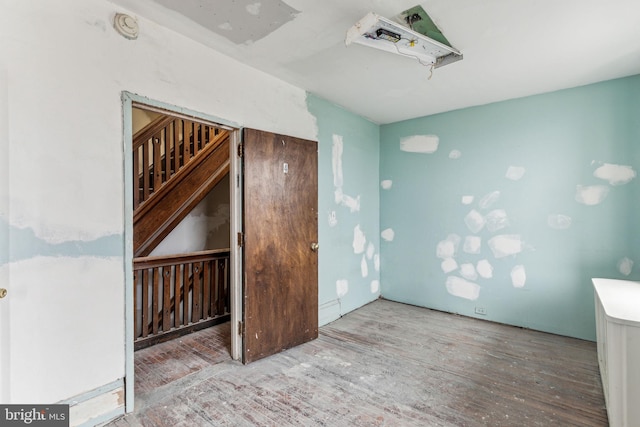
[345,12,462,68]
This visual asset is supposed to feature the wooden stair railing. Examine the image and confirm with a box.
[132,116,230,257]
[133,249,230,350]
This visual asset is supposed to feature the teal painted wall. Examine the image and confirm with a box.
[307,95,381,323]
[379,75,640,340]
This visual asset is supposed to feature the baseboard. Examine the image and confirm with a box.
[59,379,125,427]
[319,299,341,326]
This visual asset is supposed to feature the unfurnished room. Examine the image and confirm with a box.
[1,1,639,426]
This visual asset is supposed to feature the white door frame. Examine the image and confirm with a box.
[121,92,242,412]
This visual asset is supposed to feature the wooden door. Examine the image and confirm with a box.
[242,128,318,363]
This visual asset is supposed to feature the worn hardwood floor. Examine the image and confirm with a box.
[109,299,607,426]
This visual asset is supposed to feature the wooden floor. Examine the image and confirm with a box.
[109,299,608,426]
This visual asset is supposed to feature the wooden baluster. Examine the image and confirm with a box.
[164,124,171,184]
[153,134,162,193]
[194,124,201,156]
[183,262,189,326]
[192,262,201,322]
[203,259,211,319]
[152,267,160,334]
[141,269,149,338]
[174,263,181,329]
[163,266,171,332]
[134,269,139,338]
[142,140,150,202]
[184,120,192,163]
[218,258,227,315]
[210,259,218,317]
[173,119,179,175]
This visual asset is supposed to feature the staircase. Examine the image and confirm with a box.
[132,115,230,257]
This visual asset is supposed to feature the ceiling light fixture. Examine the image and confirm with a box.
[345,12,462,69]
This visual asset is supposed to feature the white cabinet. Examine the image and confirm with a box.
[593,278,640,427]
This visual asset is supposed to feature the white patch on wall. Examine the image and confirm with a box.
[547,214,572,230]
[218,22,233,31]
[618,257,634,276]
[505,166,526,181]
[353,225,366,254]
[336,279,349,298]
[328,211,337,227]
[366,243,375,260]
[370,280,380,294]
[373,254,380,272]
[460,263,478,281]
[334,188,361,212]
[488,234,523,258]
[381,180,393,190]
[511,265,526,288]
[449,150,461,159]
[575,185,609,206]
[436,234,461,259]
[485,209,509,232]
[461,196,474,205]
[446,276,480,300]
[381,228,395,242]
[361,255,368,278]
[463,236,482,254]
[464,209,485,233]
[478,191,500,209]
[476,259,494,279]
[332,135,344,187]
[400,135,439,153]
[441,257,458,273]
[245,2,262,15]
[593,163,636,185]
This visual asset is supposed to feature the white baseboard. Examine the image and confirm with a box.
[319,299,341,326]
[60,379,125,427]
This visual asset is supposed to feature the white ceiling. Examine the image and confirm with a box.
[110,0,640,124]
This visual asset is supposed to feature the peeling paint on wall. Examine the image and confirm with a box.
[370,280,380,293]
[381,180,392,190]
[464,210,485,233]
[436,234,460,259]
[460,263,478,281]
[441,258,458,273]
[373,254,380,272]
[511,265,526,287]
[593,163,636,185]
[505,166,526,181]
[618,257,633,276]
[400,135,439,153]
[449,149,461,159]
[361,255,368,278]
[488,234,523,258]
[485,209,509,232]
[336,279,349,297]
[476,259,493,278]
[381,228,395,242]
[445,276,480,300]
[353,225,366,254]
[463,236,481,254]
[478,191,501,209]
[575,185,609,206]
[547,214,572,230]
[328,211,337,227]
[461,196,474,205]
[366,243,375,260]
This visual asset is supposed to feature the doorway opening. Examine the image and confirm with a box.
[122,94,243,410]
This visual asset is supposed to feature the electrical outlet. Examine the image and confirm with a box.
[475,307,487,315]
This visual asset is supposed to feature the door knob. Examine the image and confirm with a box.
[0,288,6,299]
[310,242,319,252]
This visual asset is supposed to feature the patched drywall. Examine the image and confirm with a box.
[307,95,380,323]
[380,75,640,341]
[0,0,316,409]
[152,0,299,44]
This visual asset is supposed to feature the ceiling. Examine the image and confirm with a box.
[109,0,640,124]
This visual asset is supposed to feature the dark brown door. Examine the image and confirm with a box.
[242,128,318,363]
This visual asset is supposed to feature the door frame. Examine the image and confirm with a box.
[121,92,242,412]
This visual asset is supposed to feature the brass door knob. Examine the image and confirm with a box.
[310,242,319,252]
[0,288,6,299]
